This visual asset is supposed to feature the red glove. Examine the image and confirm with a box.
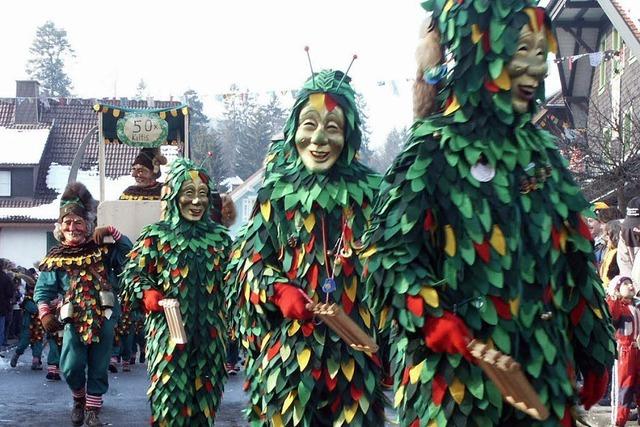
[271,283,312,320]
[143,289,164,313]
[423,311,473,361]
[579,369,609,410]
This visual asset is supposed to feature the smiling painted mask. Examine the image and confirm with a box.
[178,172,209,222]
[294,93,345,174]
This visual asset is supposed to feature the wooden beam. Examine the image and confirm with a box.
[562,27,597,53]
[565,0,599,8]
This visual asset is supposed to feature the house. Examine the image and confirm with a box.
[228,167,264,237]
[0,80,180,268]
[546,0,640,205]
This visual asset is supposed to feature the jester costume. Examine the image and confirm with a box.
[34,182,132,426]
[120,158,231,426]
[227,70,385,426]
[362,2,615,426]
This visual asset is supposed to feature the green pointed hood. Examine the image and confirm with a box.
[422,0,557,126]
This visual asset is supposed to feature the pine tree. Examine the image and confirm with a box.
[26,21,74,97]
[183,89,226,187]
[355,92,375,166]
[370,126,409,173]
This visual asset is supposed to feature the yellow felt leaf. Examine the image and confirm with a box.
[449,378,465,404]
[260,332,272,350]
[394,385,405,408]
[510,297,520,317]
[282,390,297,413]
[592,306,603,319]
[523,8,539,32]
[260,289,267,303]
[361,245,377,258]
[471,24,483,44]
[345,277,357,302]
[180,265,189,277]
[420,287,439,308]
[489,225,507,255]
[443,0,454,13]
[303,212,316,233]
[344,402,358,423]
[341,358,355,381]
[161,372,171,384]
[297,348,311,371]
[272,414,284,427]
[428,421,438,427]
[188,170,199,181]
[494,69,511,91]
[378,306,389,329]
[359,306,371,328]
[288,321,301,336]
[409,361,424,384]
[195,377,203,391]
[309,93,325,111]
[280,344,292,362]
[444,225,456,256]
[559,227,568,252]
[260,200,271,222]
[443,95,460,116]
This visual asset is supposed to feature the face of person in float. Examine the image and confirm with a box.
[586,217,603,239]
[131,164,156,188]
[178,173,209,222]
[507,24,549,114]
[60,213,88,246]
[619,279,636,299]
[294,96,345,174]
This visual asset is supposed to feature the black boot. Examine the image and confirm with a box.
[139,350,145,364]
[71,399,85,427]
[84,408,104,427]
[9,352,19,367]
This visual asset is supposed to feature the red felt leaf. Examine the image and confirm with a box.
[286,248,299,280]
[311,367,322,380]
[285,210,295,221]
[410,419,420,427]
[370,353,382,368]
[181,406,190,417]
[209,327,218,339]
[342,257,354,277]
[305,233,316,253]
[570,298,587,326]
[267,340,282,361]
[330,395,341,413]
[342,291,354,315]
[561,406,572,427]
[171,268,180,278]
[482,29,491,53]
[205,379,213,392]
[484,79,500,93]
[344,225,353,243]
[325,94,338,112]
[243,380,250,391]
[551,226,560,250]
[489,295,511,319]
[325,369,338,392]
[474,240,491,263]
[577,217,592,241]
[350,384,363,401]
[301,322,314,337]
[164,354,173,362]
[252,252,262,263]
[432,374,447,405]
[423,209,435,231]
[543,285,553,304]
[307,264,319,291]
[406,295,424,317]
[402,366,411,385]
[362,262,369,278]
[144,238,153,248]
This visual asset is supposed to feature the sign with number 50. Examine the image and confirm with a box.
[116,113,168,147]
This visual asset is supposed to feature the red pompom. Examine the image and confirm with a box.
[423,311,473,361]
[271,283,312,320]
[142,289,164,313]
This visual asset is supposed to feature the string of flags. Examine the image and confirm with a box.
[552,49,622,70]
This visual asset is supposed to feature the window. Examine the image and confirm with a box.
[624,107,633,143]
[599,36,607,91]
[242,196,256,222]
[0,171,10,196]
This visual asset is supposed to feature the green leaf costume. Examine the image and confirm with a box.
[361,1,616,426]
[120,158,232,426]
[226,70,386,426]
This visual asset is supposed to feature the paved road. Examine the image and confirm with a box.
[0,344,619,426]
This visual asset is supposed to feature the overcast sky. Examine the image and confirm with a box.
[1,0,561,147]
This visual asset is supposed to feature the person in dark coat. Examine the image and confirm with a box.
[0,259,14,350]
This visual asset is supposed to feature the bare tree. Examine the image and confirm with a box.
[561,96,640,210]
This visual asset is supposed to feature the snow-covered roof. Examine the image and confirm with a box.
[0,126,51,165]
[220,176,244,193]
[618,0,640,25]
